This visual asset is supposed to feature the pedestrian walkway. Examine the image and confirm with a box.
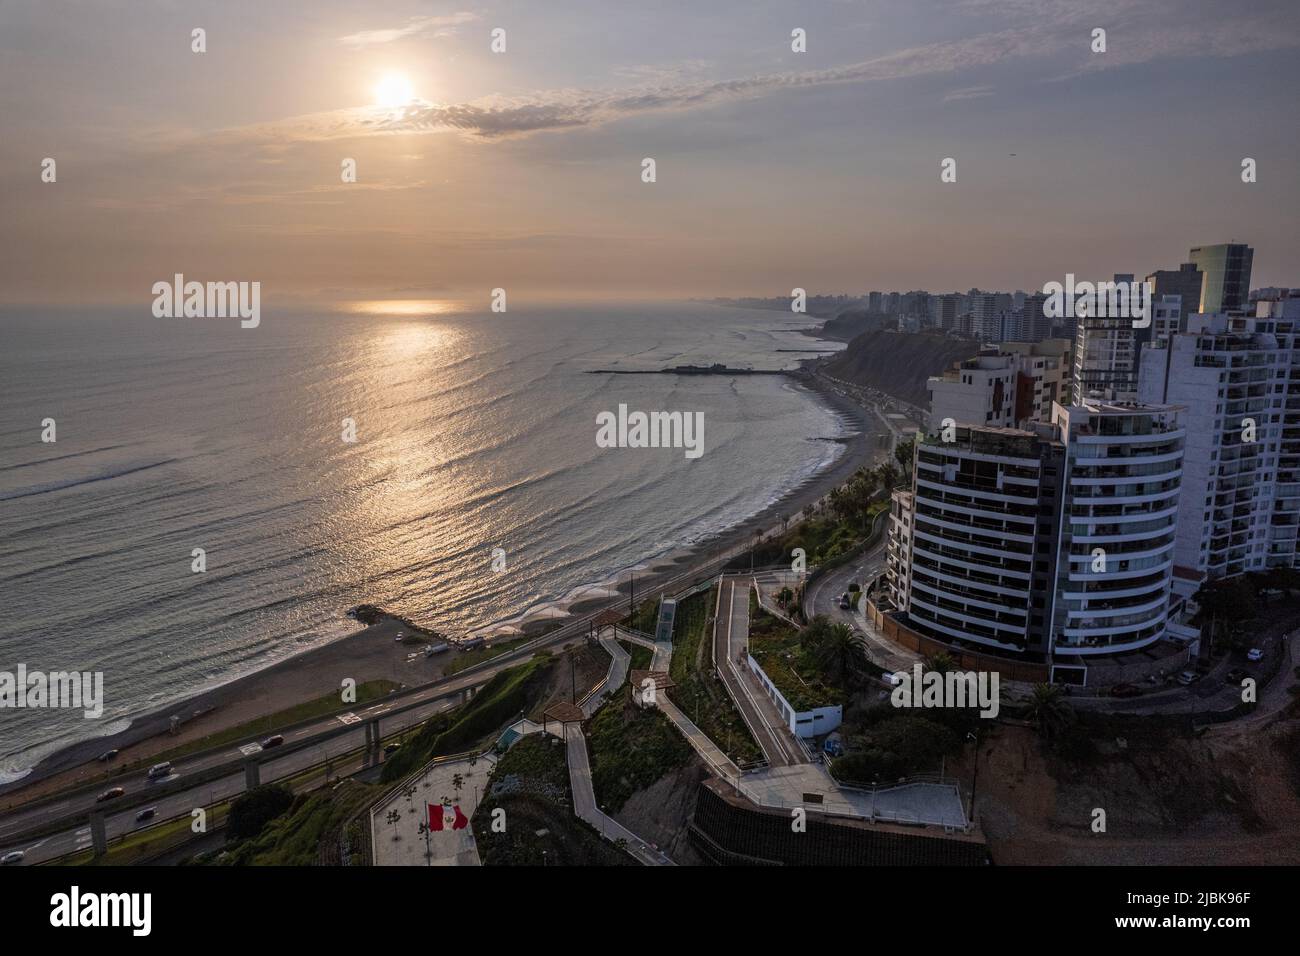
[564,723,672,866]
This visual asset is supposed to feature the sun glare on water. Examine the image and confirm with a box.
[373,73,415,108]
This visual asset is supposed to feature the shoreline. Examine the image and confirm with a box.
[2,354,882,802]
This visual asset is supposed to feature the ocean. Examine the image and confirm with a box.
[0,302,849,779]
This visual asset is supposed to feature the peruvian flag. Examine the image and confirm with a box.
[428,803,469,831]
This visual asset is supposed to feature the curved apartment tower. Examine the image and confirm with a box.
[1049,402,1186,657]
[905,424,1063,656]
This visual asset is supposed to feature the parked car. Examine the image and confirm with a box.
[1,850,24,865]
[96,787,125,803]
[838,593,852,610]
[96,749,119,763]
[1175,670,1200,686]
[1247,647,1264,662]
[261,734,284,749]
[383,743,400,756]
[146,761,172,780]
[881,671,905,687]
[135,807,158,822]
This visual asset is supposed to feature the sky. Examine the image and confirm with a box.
[2,0,1298,307]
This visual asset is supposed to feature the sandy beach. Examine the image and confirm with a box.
[1,365,882,806]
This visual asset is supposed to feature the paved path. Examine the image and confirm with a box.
[805,537,917,675]
[713,577,805,766]
[564,724,672,866]
[580,629,631,718]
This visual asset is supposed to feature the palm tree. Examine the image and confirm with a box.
[923,651,956,675]
[1025,683,1074,740]
[811,621,867,687]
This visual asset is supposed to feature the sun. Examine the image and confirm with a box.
[373,73,415,108]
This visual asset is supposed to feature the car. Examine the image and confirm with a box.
[1247,647,1264,662]
[261,734,284,749]
[1110,683,1142,698]
[135,807,158,822]
[383,743,400,756]
[1225,668,1249,684]
[1,850,24,865]
[394,631,406,642]
[881,672,905,687]
[96,787,125,803]
[1175,670,1200,686]
[96,749,119,763]
[838,593,852,610]
[146,761,172,780]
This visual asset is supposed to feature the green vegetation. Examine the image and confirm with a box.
[444,635,533,675]
[619,639,653,671]
[666,588,762,765]
[831,712,962,783]
[150,679,400,763]
[472,736,630,866]
[747,595,841,711]
[218,779,380,866]
[228,784,295,840]
[380,654,555,782]
[586,693,693,813]
[627,597,659,634]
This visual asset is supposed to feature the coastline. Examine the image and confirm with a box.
[2,358,882,802]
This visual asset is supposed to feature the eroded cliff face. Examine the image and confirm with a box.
[822,330,977,408]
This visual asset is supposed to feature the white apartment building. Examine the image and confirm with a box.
[926,339,1071,433]
[1139,306,1300,581]
[895,424,1064,656]
[1049,402,1186,657]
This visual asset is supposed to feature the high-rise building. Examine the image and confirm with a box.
[868,291,883,313]
[1139,309,1296,581]
[936,293,961,331]
[895,423,1065,655]
[927,339,1071,433]
[1145,262,1203,330]
[1188,243,1254,313]
[885,401,1186,661]
[1072,275,1141,403]
[1048,402,1186,658]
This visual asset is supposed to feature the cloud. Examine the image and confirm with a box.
[338,12,478,47]
[198,4,1300,144]
[943,85,995,102]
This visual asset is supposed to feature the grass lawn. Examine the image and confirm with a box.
[748,591,840,711]
[150,679,401,763]
[586,692,693,814]
[665,588,762,765]
[444,635,534,675]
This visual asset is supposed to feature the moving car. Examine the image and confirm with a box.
[135,807,158,822]
[881,671,905,687]
[383,742,400,756]
[261,734,284,749]
[1,850,24,865]
[1247,647,1264,662]
[146,761,172,780]
[1175,670,1200,686]
[838,593,852,610]
[96,787,125,803]
[96,749,119,763]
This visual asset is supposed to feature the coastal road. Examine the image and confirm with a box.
[803,536,917,675]
[0,523,788,863]
[713,577,804,767]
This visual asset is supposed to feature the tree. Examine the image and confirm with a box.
[802,617,868,687]
[1024,683,1074,741]
[228,784,294,841]
[893,437,916,478]
[923,651,956,675]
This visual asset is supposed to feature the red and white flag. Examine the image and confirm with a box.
[428,803,469,831]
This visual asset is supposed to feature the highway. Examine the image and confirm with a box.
[0,528,773,865]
